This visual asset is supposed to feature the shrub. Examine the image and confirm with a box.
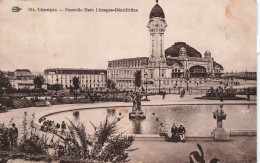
[56,117,137,162]
[18,112,50,156]
[0,124,11,151]
[18,134,49,155]
[0,114,137,162]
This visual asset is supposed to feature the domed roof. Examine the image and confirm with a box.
[165,42,202,58]
[150,4,165,19]
[205,50,211,55]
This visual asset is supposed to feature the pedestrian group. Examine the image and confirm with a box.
[159,122,186,143]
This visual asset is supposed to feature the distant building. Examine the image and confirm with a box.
[7,69,46,90]
[224,71,257,80]
[107,57,148,89]
[44,68,107,91]
[10,79,47,90]
[107,1,224,91]
[14,69,37,80]
[14,69,30,77]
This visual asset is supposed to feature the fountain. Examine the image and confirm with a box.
[129,91,146,119]
[211,105,230,141]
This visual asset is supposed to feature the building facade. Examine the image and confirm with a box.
[44,68,107,91]
[9,69,47,90]
[107,57,148,89]
[107,1,224,92]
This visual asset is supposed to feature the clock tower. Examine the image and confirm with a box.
[147,0,167,79]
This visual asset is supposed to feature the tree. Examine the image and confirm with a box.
[106,79,116,90]
[33,75,44,93]
[72,77,80,98]
[134,70,142,90]
[0,71,11,98]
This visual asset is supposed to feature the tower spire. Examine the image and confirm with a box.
[156,0,158,4]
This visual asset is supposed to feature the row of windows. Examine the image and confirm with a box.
[63,84,105,88]
[109,60,144,68]
[215,69,222,73]
[173,69,181,72]
[150,29,164,32]
[49,74,105,80]
[49,79,105,84]
[115,80,185,88]
[108,70,138,79]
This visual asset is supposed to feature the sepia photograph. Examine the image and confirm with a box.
[0,0,257,162]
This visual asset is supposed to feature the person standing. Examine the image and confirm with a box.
[61,121,66,135]
[56,123,60,132]
[162,91,166,99]
[178,124,186,142]
[247,87,250,101]
[10,123,18,149]
[180,89,183,98]
[171,123,179,142]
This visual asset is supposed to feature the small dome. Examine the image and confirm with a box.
[150,4,165,19]
[204,50,211,58]
[180,47,187,52]
[179,47,187,56]
[205,50,211,55]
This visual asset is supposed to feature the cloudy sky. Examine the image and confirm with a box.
[0,0,257,72]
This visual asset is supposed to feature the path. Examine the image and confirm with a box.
[129,137,256,163]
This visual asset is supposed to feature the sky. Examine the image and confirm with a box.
[0,0,257,72]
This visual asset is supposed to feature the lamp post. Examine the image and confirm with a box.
[245,69,247,81]
[159,62,161,94]
[144,72,148,100]
[207,68,210,78]
[186,69,189,91]
[55,76,59,96]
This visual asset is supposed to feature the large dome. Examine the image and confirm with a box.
[149,4,165,19]
[165,42,202,58]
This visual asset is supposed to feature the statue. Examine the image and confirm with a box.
[136,91,142,111]
[129,91,146,119]
[131,94,137,111]
[211,105,229,141]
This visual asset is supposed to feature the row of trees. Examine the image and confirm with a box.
[0,69,144,97]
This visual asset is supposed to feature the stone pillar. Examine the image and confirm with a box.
[212,108,230,141]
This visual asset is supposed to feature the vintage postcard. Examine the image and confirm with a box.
[0,0,257,162]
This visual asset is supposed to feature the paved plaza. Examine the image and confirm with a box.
[129,137,256,163]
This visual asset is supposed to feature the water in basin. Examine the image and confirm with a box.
[46,105,256,136]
